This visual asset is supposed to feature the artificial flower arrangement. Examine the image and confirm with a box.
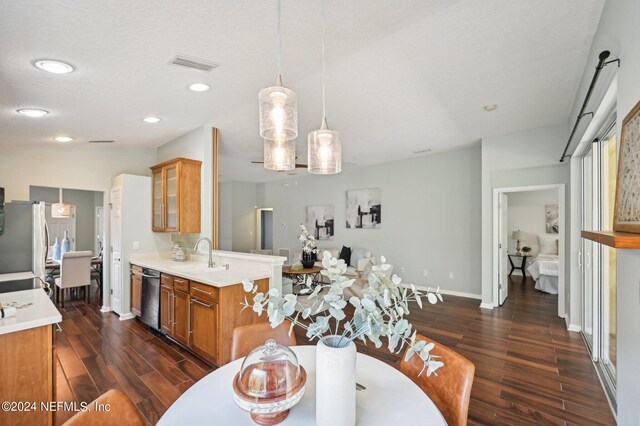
[298,224,317,255]
[242,251,444,377]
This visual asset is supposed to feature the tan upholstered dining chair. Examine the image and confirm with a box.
[55,251,93,308]
[231,320,297,361]
[62,389,146,426]
[399,334,475,426]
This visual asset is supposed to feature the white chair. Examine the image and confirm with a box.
[55,251,92,308]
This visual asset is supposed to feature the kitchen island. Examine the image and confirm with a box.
[129,251,285,367]
[0,288,62,426]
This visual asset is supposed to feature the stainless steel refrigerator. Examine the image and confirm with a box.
[0,199,48,292]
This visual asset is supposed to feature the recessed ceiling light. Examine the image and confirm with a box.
[142,116,161,123]
[17,108,49,117]
[34,59,74,74]
[483,104,498,112]
[53,136,74,143]
[189,83,210,92]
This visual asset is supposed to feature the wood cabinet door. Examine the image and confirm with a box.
[189,298,218,364]
[152,168,164,231]
[131,273,142,317]
[160,285,173,335]
[173,290,190,345]
[164,164,179,232]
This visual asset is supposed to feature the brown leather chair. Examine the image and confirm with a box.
[62,389,146,426]
[399,334,475,426]
[231,320,297,361]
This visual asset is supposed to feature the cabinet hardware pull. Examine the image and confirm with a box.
[191,298,212,308]
[161,285,172,290]
[188,298,192,335]
[192,287,212,295]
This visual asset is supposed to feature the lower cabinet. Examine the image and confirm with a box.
[189,297,218,364]
[130,265,142,317]
[0,324,56,426]
[156,272,269,366]
[173,290,190,346]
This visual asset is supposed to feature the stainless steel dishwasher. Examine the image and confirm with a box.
[140,268,161,330]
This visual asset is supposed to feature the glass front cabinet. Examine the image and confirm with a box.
[150,157,202,233]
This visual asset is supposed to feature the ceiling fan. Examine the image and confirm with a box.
[251,159,308,170]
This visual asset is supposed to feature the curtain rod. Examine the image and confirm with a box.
[559,50,620,163]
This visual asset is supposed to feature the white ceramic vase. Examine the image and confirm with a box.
[316,335,356,426]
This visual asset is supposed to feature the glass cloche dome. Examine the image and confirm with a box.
[233,339,307,425]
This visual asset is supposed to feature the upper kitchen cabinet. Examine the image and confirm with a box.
[150,157,202,233]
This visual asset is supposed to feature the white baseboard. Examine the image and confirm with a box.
[100,306,111,313]
[479,302,494,310]
[119,312,134,321]
[564,314,581,332]
[409,284,481,300]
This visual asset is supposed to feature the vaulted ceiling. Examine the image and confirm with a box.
[0,0,605,181]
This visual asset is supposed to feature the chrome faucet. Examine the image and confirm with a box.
[193,237,214,268]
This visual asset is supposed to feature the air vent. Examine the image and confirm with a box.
[169,55,220,72]
[88,140,115,144]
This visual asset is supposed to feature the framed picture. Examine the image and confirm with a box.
[346,188,382,229]
[545,204,559,234]
[306,205,334,240]
[614,99,640,233]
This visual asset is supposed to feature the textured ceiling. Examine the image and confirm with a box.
[0,0,605,181]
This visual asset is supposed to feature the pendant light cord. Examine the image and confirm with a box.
[321,0,326,119]
[276,0,282,78]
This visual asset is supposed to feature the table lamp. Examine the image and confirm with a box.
[512,230,525,254]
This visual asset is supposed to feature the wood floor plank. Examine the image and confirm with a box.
[140,371,182,408]
[136,396,167,425]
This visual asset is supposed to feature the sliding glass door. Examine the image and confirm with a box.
[580,123,617,407]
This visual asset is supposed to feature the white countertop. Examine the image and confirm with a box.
[0,271,36,283]
[129,253,271,288]
[0,289,62,335]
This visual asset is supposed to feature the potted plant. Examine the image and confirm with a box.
[522,246,532,254]
[298,224,317,268]
[242,251,443,426]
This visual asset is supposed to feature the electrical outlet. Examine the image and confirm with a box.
[132,241,139,250]
[449,272,454,279]
[400,267,405,273]
[249,231,253,236]
[423,269,429,277]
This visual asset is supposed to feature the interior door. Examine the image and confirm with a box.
[110,187,123,314]
[498,193,509,306]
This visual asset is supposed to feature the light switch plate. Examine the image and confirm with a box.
[132,241,139,250]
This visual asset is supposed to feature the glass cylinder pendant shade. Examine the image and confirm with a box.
[264,138,296,171]
[259,80,298,141]
[308,123,341,175]
[51,203,71,218]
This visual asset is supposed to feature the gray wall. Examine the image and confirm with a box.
[261,144,482,296]
[231,182,258,253]
[30,186,103,253]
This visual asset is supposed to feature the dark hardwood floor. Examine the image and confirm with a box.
[55,277,615,425]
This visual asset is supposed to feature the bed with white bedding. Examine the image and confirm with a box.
[527,254,559,294]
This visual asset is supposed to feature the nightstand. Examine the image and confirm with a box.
[507,253,529,276]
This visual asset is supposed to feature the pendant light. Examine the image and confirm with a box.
[52,188,71,218]
[259,0,298,143]
[308,0,341,175]
[263,138,296,171]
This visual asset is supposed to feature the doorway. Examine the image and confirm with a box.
[492,184,566,319]
[256,208,274,251]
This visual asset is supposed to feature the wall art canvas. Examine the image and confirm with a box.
[545,204,559,234]
[306,205,335,240]
[614,99,640,233]
[346,188,382,229]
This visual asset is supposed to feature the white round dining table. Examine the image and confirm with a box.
[158,345,446,425]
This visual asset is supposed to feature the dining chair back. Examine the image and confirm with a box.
[62,389,146,426]
[399,334,475,426]
[55,250,92,307]
[231,320,297,361]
